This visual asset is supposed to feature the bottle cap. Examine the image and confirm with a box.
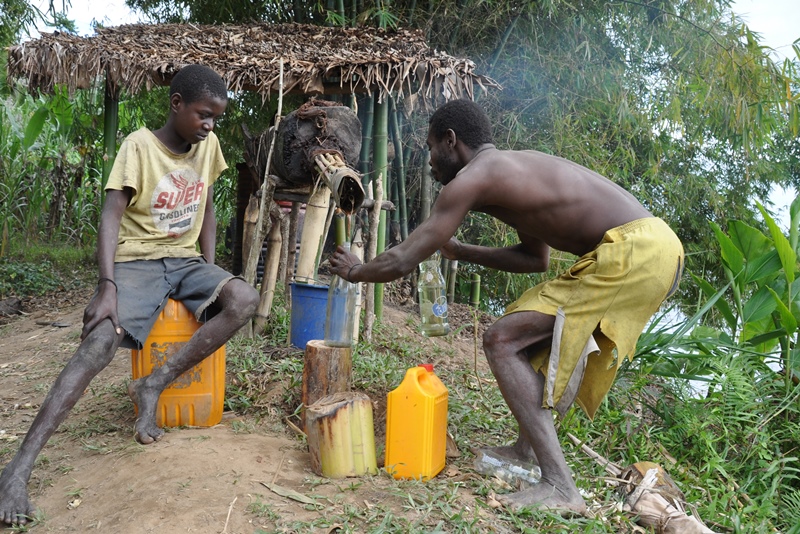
[419,363,434,373]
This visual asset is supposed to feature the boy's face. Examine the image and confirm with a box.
[171,93,227,145]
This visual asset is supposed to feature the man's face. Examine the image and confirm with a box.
[172,94,227,145]
[426,129,461,186]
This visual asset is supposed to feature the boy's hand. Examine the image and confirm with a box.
[81,286,122,340]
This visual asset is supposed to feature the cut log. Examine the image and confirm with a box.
[305,391,378,478]
[300,339,352,425]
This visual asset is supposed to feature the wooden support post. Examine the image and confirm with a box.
[301,339,352,426]
[306,391,378,478]
[253,217,283,333]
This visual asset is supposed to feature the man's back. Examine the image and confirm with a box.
[447,148,652,256]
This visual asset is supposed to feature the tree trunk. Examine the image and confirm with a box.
[300,339,352,426]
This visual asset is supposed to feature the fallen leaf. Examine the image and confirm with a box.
[260,482,316,505]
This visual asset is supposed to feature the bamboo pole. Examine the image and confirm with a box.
[243,61,284,288]
[470,273,481,308]
[420,147,432,221]
[358,94,374,185]
[285,203,300,287]
[295,183,332,284]
[389,99,408,241]
[373,97,389,321]
[253,214,283,333]
[101,78,119,200]
[363,174,383,341]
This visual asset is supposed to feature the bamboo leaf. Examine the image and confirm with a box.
[260,482,318,505]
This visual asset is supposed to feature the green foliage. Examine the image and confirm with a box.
[0,259,62,298]
[622,195,800,531]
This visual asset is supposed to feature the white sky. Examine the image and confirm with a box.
[34,0,798,50]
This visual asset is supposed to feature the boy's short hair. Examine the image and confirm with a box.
[170,64,227,104]
[429,99,493,149]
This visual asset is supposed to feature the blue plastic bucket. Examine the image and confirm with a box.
[290,282,329,348]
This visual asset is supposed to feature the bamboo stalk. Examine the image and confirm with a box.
[389,99,408,241]
[363,174,383,342]
[101,79,119,199]
[358,94,374,184]
[243,60,284,288]
[373,97,389,321]
[470,273,480,308]
[254,213,283,333]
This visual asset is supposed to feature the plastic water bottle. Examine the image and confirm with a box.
[324,242,359,347]
[473,449,541,487]
[418,252,450,337]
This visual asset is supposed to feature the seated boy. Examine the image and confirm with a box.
[0,64,259,525]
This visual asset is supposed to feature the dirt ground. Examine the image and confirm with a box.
[0,286,497,533]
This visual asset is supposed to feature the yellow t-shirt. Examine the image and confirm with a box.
[105,128,228,262]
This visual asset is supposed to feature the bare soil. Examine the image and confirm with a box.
[0,286,497,533]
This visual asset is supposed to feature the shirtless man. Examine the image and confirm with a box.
[329,99,683,513]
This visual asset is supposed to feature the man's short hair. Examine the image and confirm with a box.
[170,64,227,104]
[429,99,493,149]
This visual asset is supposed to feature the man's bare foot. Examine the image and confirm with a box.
[127,380,165,444]
[0,469,36,525]
[497,479,587,516]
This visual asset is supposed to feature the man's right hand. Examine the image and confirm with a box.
[81,286,121,340]
[440,237,463,261]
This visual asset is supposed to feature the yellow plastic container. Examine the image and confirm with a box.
[384,364,448,480]
[131,299,226,428]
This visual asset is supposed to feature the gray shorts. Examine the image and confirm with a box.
[112,257,238,349]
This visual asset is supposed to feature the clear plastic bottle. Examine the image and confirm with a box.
[324,243,359,347]
[473,449,542,487]
[418,252,450,337]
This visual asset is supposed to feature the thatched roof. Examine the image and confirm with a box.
[7,23,499,106]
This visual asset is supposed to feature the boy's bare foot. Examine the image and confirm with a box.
[497,480,587,516]
[0,470,35,525]
[127,380,165,444]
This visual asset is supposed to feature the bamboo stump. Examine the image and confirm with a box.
[301,339,352,427]
[306,391,378,478]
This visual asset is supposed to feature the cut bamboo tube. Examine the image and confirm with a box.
[306,391,378,478]
[295,183,331,284]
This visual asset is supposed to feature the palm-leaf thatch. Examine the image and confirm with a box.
[7,23,499,105]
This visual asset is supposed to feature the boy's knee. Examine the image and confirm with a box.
[227,281,259,318]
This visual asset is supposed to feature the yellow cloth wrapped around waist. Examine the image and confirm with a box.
[504,217,683,419]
